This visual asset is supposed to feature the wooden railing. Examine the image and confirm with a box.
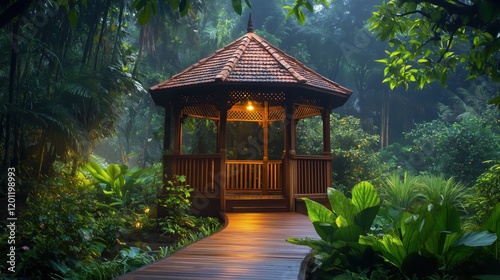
[266,161,282,191]
[293,155,332,194]
[164,154,221,194]
[164,156,283,194]
[226,160,282,192]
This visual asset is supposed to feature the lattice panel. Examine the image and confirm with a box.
[298,94,321,107]
[228,90,286,107]
[268,107,285,121]
[227,110,263,121]
[182,105,219,119]
[295,106,321,119]
[181,93,217,105]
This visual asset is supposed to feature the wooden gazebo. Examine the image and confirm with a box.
[150,17,352,214]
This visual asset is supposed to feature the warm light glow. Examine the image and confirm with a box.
[144,207,150,214]
[246,101,254,111]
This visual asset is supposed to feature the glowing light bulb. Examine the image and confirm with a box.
[246,101,254,111]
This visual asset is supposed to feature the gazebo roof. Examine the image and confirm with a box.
[150,19,352,101]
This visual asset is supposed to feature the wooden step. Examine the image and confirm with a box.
[226,195,289,213]
[231,205,288,213]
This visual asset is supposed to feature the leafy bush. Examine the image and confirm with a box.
[158,175,198,238]
[404,115,500,185]
[12,171,109,277]
[330,115,381,189]
[418,175,469,212]
[288,181,500,279]
[378,172,422,212]
[287,182,382,276]
[467,161,500,228]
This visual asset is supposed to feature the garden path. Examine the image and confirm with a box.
[118,212,317,279]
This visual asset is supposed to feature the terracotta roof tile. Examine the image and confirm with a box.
[151,31,351,98]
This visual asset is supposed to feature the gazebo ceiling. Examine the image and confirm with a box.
[150,16,352,120]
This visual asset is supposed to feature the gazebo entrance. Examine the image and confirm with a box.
[151,17,352,214]
[225,101,283,196]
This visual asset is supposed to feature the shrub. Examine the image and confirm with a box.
[330,114,381,190]
[158,175,197,238]
[467,161,500,228]
[417,175,469,212]
[288,181,500,279]
[378,172,422,212]
[12,172,109,277]
[405,116,500,185]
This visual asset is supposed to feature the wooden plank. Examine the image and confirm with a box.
[118,213,317,280]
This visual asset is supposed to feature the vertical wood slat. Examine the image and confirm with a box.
[164,155,221,193]
[294,155,332,194]
[225,160,282,191]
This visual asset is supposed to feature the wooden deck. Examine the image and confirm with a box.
[119,212,317,279]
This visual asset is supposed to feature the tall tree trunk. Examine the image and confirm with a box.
[132,26,146,77]
[140,99,155,167]
[94,0,111,70]
[380,92,389,149]
[81,0,102,66]
[111,0,126,62]
[3,19,20,169]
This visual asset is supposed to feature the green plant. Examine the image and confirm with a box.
[158,175,196,238]
[85,162,130,208]
[378,171,422,213]
[14,172,108,278]
[330,115,382,190]
[360,203,497,279]
[418,175,469,212]
[287,182,381,276]
[468,161,500,228]
[405,116,500,185]
[289,180,500,279]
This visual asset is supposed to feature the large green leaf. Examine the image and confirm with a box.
[453,231,497,247]
[328,188,357,226]
[286,237,339,252]
[304,198,335,224]
[400,213,420,254]
[231,0,242,15]
[313,221,337,242]
[106,164,122,182]
[334,225,363,243]
[351,181,380,212]
[360,235,406,269]
[354,205,380,233]
[482,203,500,237]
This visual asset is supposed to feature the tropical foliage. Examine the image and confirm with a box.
[1,0,500,278]
[289,181,500,279]
[0,162,222,278]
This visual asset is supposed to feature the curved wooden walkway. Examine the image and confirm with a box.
[119,212,317,280]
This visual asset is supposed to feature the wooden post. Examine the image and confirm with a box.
[322,107,332,156]
[218,100,228,212]
[172,106,182,155]
[262,101,269,195]
[163,106,173,178]
[283,100,297,211]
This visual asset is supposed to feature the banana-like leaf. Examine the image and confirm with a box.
[360,234,406,269]
[482,203,500,238]
[304,198,335,224]
[328,188,357,226]
[313,221,337,242]
[453,231,497,247]
[106,164,122,182]
[355,205,380,233]
[351,181,380,212]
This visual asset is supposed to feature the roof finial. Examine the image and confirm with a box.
[247,13,254,33]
